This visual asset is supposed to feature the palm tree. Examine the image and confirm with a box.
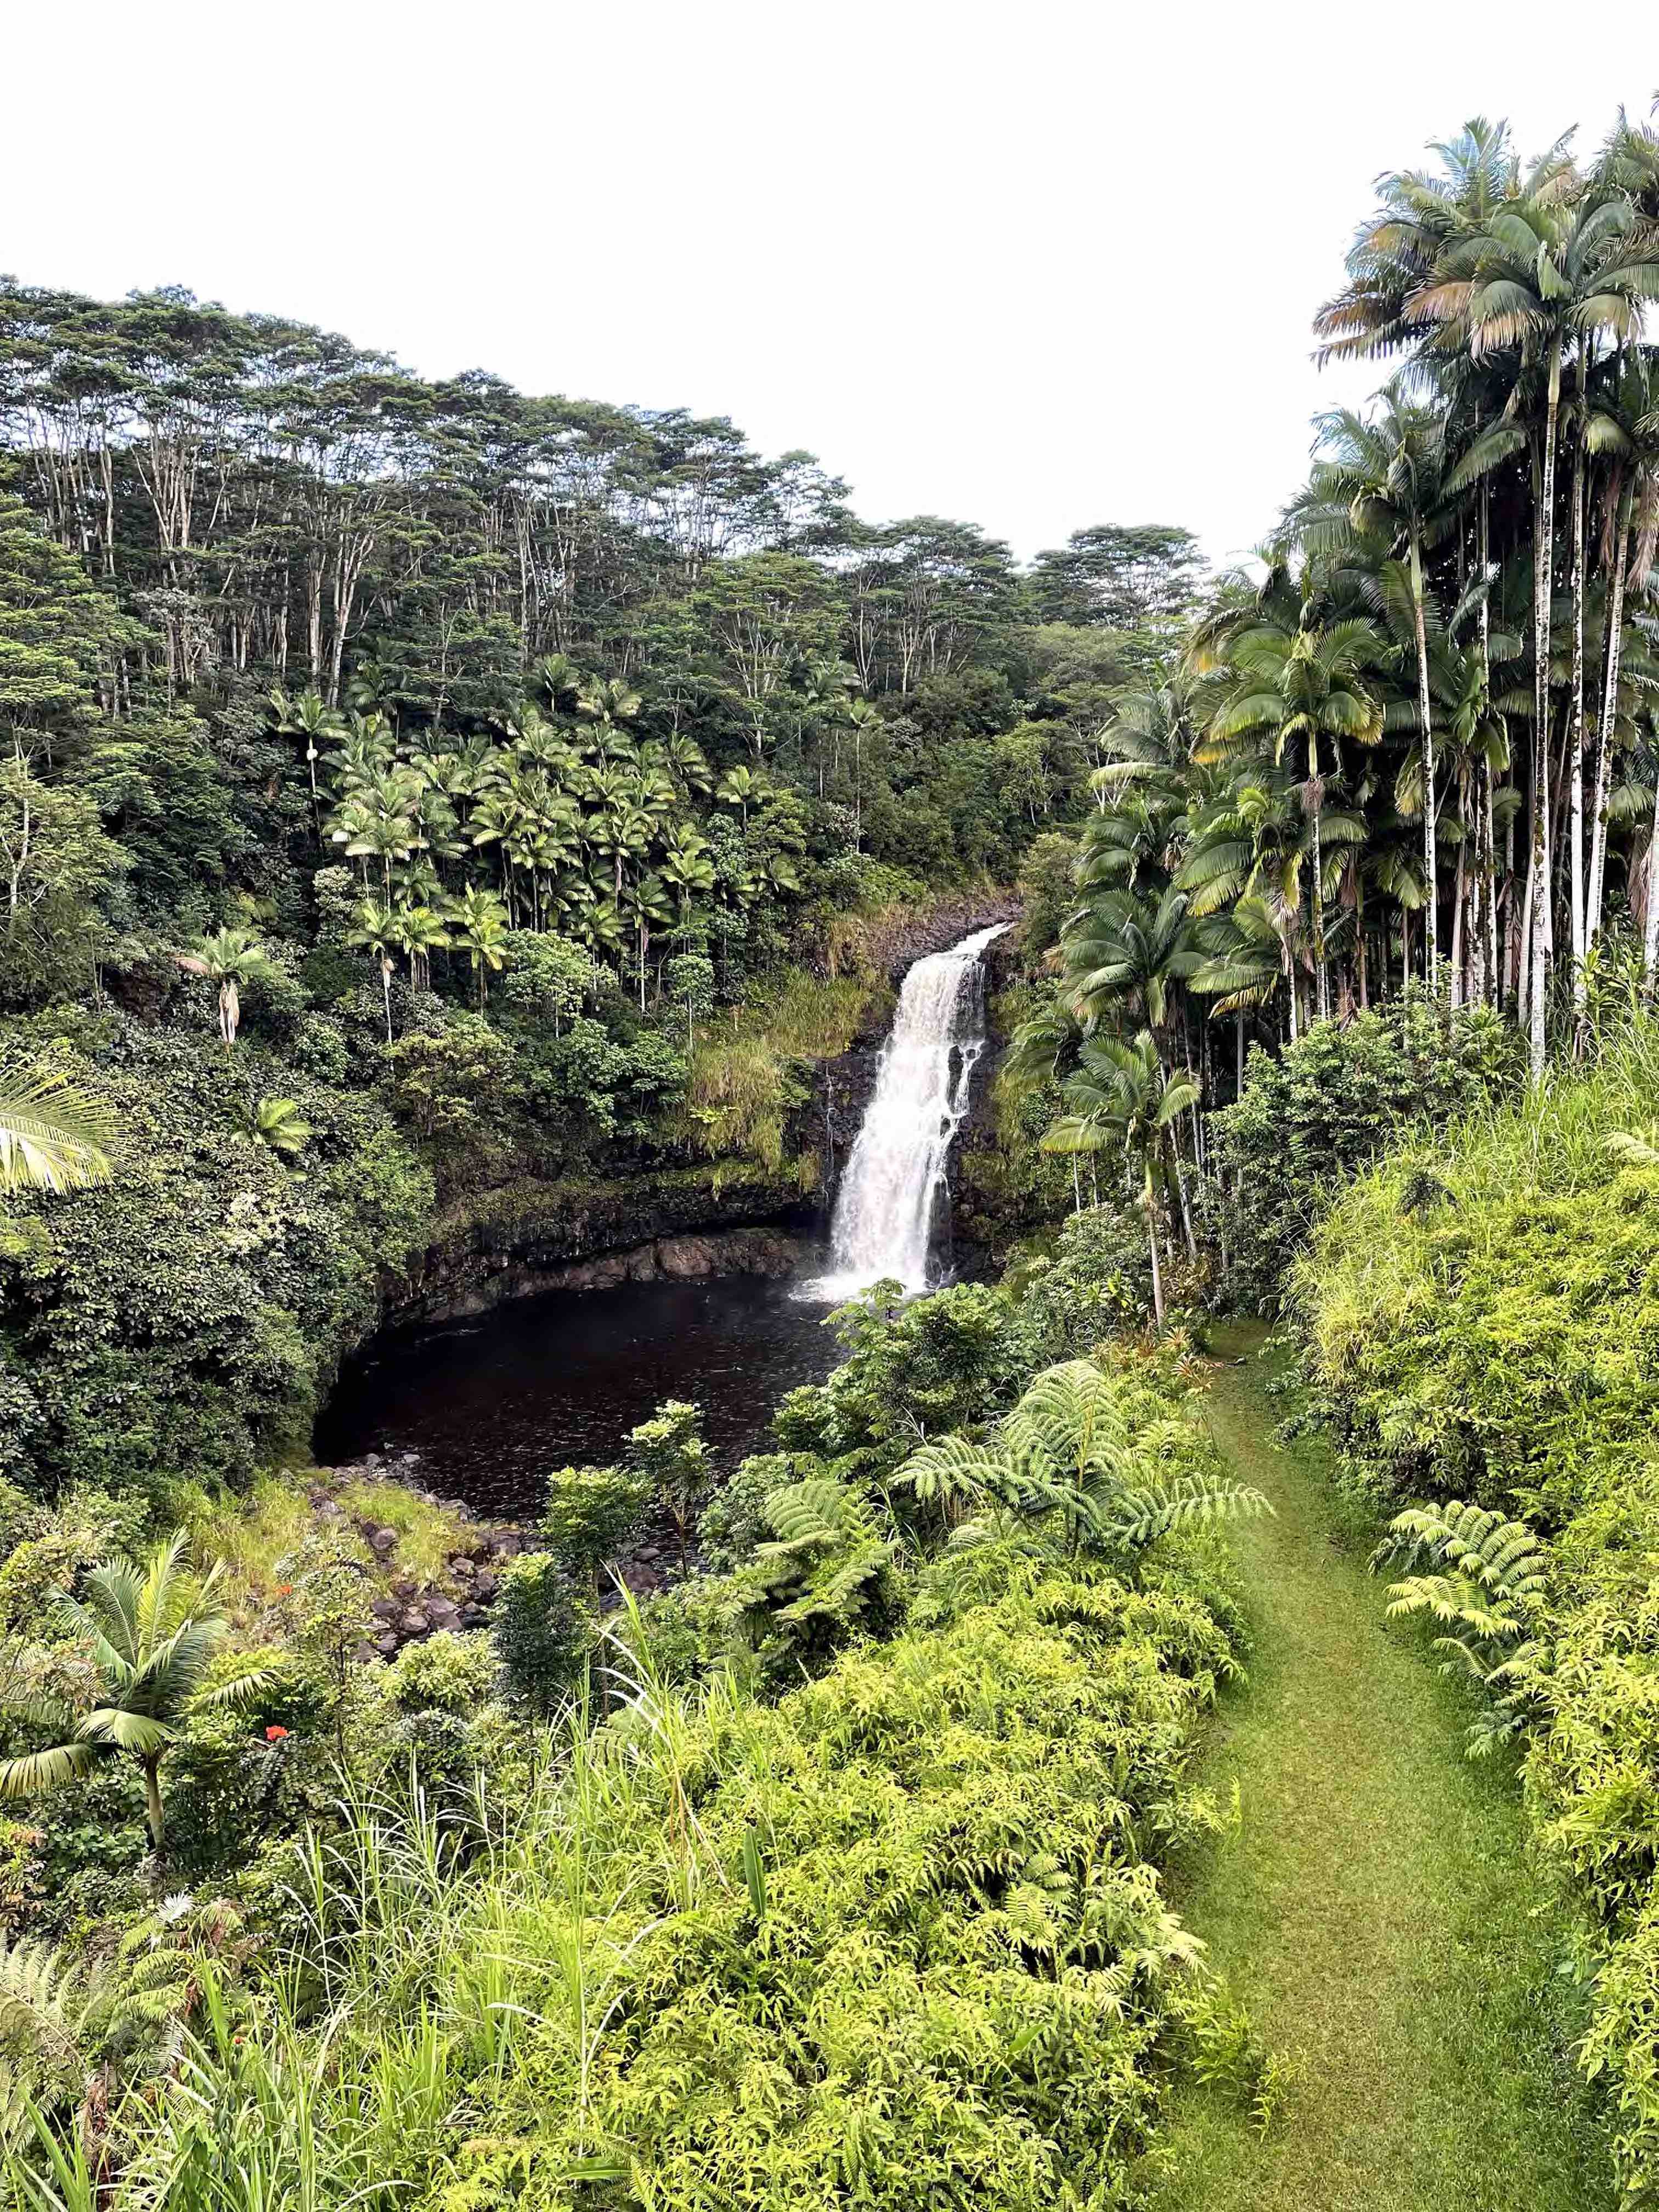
[348,898,398,1043]
[1429,166,1659,1067]
[577,675,642,763]
[268,684,341,828]
[0,1059,114,1195]
[0,1532,276,1852]
[1060,884,1199,1039]
[253,1096,312,1159]
[1197,571,1386,1017]
[390,900,451,996]
[659,822,715,928]
[452,884,509,1007]
[175,928,270,1053]
[1040,1029,1199,1324]
[1292,391,1459,989]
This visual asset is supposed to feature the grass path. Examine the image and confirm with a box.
[1154,1322,1612,2212]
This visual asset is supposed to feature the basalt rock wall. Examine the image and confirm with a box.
[382,1165,816,1327]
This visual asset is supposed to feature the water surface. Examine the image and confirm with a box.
[317,1268,844,1520]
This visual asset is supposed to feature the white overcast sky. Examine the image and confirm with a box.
[4,1,1655,567]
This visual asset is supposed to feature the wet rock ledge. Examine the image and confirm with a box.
[383,1164,815,1327]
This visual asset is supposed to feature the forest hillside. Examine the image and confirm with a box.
[5,97,1659,2211]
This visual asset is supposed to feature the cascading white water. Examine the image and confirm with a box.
[805,923,1008,1300]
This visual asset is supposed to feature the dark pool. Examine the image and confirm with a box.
[314,1268,846,1520]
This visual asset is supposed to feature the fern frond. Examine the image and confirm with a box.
[1096,1475,1273,1549]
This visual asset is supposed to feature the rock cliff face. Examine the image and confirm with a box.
[383,1166,815,1326]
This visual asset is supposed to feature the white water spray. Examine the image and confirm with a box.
[804,923,1008,1300]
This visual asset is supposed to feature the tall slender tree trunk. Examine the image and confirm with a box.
[1591,483,1632,955]
[1412,532,1437,990]
[1451,820,1466,1007]
[1529,349,1562,1076]
[1308,730,1327,1020]
[1483,759,1499,1006]
[1568,368,1589,1020]
[1145,1171,1165,1325]
[142,1756,165,1851]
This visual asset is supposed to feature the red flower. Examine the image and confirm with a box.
[264,1725,290,1742]
[274,1583,293,1596]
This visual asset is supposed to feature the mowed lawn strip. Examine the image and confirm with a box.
[1154,1322,1612,2212]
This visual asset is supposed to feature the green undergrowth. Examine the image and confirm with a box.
[684,967,883,1169]
[1155,1325,1612,2212]
[1294,1013,1659,2187]
[29,1539,1251,2211]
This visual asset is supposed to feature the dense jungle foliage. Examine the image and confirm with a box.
[11,91,1659,2211]
[0,286,1203,1499]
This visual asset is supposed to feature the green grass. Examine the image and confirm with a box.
[1155,1321,1613,2212]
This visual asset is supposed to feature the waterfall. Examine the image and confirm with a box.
[805,923,1008,1299]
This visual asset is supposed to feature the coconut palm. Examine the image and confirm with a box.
[0,1060,113,1195]
[0,1532,276,1851]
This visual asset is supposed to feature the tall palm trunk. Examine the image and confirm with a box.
[1528,346,1562,1076]
[1410,532,1437,990]
[1308,729,1327,1020]
[1568,360,1589,1019]
[1143,1161,1164,1326]
[142,1754,165,1850]
[1592,478,1633,956]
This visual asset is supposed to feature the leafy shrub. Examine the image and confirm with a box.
[493,1552,595,1714]
[773,1279,1028,1478]
[1214,987,1520,1307]
[0,1017,433,1498]
[45,1548,1241,2212]
[1009,1200,1163,1358]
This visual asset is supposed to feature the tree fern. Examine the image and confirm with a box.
[921,1358,1273,1565]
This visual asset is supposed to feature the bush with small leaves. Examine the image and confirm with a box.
[493,1553,595,1715]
